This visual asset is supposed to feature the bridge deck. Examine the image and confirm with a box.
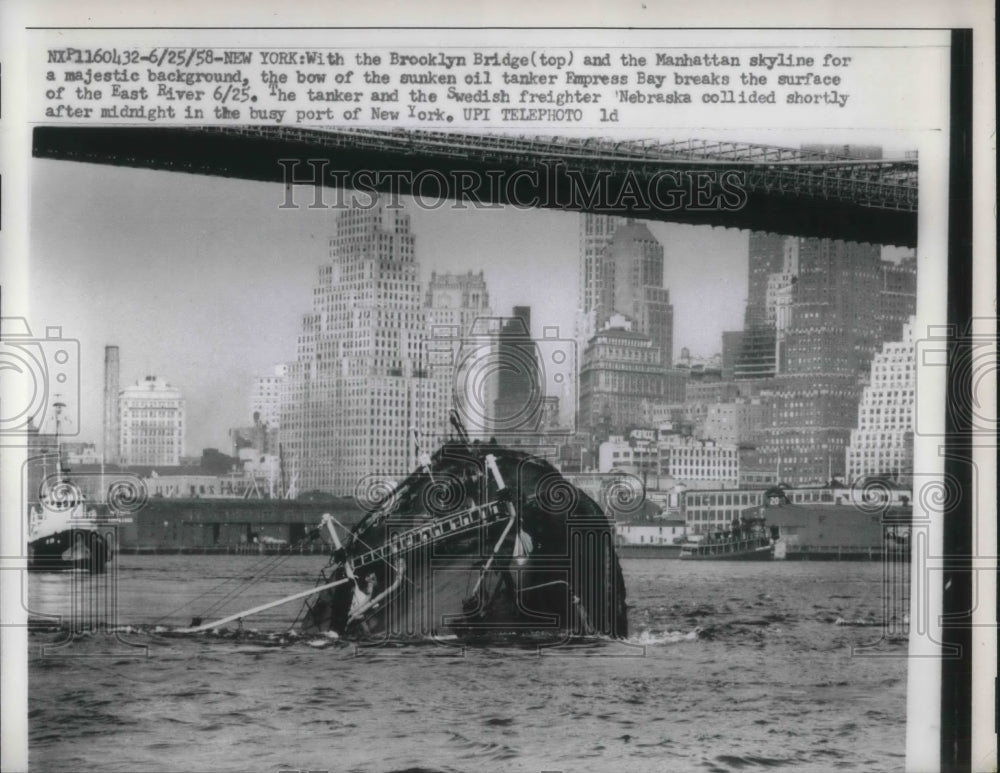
[32,126,918,246]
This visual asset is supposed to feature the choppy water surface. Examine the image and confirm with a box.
[28,556,907,772]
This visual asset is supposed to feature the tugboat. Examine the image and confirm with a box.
[28,491,114,573]
[298,414,629,641]
[679,511,781,561]
[27,401,114,573]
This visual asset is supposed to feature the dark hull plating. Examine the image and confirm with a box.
[29,529,113,573]
[302,441,628,641]
[679,541,774,561]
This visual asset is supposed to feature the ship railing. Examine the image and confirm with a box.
[351,500,507,570]
[689,534,771,556]
[788,544,911,560]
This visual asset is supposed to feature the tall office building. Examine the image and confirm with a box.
[876,256,918,343]
[425,270,491,334]
[754,374,860,486]
[735,233,798,379]
[744,233,788,327]
[720,331,744,381]
[783,238,885,376]
[750,238,916,485]
[425,271,494,437]
[576,214,676,435]
[599,221,674,367]
[734,326,777,380]
[846,317,916,483]
[492,306,543,434]
[578,316,667,437]
[576,213,628,346]
[280,200,440,494]
[118,375,185,466]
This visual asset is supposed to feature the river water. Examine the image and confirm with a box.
[27,555,909,772]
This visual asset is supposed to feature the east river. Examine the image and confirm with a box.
[27,555,908,772]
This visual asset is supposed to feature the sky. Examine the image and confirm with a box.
[29,158,751,455]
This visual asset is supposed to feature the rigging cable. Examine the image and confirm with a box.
[150,535,319,626]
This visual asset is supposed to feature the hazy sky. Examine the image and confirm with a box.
[29,159,749,455]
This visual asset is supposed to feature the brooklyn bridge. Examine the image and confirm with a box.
[32,126,918,247]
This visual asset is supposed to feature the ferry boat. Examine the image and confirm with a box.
[679,512,781,561]
[181,413,629,641]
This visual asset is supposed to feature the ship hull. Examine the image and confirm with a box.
[313,560,603,642]
[616,544,683,559]
[302,442,629,641]
[679,541,774,561]
[28,528,113,573]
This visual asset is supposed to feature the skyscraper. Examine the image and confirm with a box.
[425,270,491,335]
[744,232,788,328]
[721,331,744,381]
[599,220,674,367]
[493,306,543,434]
[876,256,918,343]
[754,373,859,486]
[576,213,628,346]
[425,271,494,437]
[579,315,667,437]
[846,317,916,483]
[733,145,916,486]
[280,199,441,494]
[576,214,676,437]
[749,238,916,485]
[734,326,777,380]
[783,238,885,376]
[735,233,798,379]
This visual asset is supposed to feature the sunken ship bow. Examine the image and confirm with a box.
[301,434,628,642]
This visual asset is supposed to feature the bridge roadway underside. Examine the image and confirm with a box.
[33,126,916,247]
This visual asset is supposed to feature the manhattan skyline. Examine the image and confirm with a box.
[29,158,903,457]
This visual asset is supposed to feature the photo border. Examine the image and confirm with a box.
[0,5,994,773]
